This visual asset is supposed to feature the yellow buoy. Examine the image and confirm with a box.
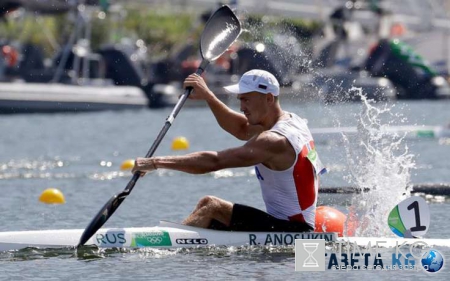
[171,136,190,150]
[39,188,66,204]
[120,159,135,171]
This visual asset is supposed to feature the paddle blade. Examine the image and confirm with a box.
[77,191,128,247]
[200,5,241,62]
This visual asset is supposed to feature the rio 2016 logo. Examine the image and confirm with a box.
[131,231,172,247]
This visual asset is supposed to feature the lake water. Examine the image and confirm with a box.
[0,98,449,280]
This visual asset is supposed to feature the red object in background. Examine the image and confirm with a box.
[214,43,239,70]
[390,23,406,37]
[1,45,19,67]
[315,205,347,237]
[181,59,201,70]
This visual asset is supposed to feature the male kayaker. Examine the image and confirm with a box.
[132,69,325,232]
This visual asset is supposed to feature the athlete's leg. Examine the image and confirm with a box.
[183,196,233,228]
[229,204,314,232]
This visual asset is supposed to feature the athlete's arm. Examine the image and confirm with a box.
[183,74,263,140]
[133,131,290,174]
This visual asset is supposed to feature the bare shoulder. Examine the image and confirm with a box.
[242,130,295,169]
[246,130,289,152]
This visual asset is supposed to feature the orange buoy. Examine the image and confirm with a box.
[315,206,347,237]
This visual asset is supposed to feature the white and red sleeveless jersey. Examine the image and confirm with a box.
[254,112,326,228]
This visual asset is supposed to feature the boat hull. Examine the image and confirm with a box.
[0,221,336,252]
[0,82,148,113]
[1,221,449,252]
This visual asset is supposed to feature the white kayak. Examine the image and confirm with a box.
[0,221,335,252]
[0,221,449,252]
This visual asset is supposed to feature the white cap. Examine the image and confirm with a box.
[223,69,280,96]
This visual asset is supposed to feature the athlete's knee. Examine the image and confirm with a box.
[196,195,220,209]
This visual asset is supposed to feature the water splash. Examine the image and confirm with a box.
[342,88,415,237]
[236,15,309,86]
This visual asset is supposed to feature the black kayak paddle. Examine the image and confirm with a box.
[77,5,241,247]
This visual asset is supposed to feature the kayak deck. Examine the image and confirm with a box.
[0,221,448,252]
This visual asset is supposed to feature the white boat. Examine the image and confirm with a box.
[0,221,335,252]
[0,2,155,114]
[0,82,148,113]
[1,221,449,252]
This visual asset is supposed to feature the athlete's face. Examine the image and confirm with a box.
[238,92,270,125]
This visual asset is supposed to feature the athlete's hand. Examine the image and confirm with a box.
[132,157,157,177]
[183,73,214,101]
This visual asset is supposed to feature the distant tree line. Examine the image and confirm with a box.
[0,5,321,59]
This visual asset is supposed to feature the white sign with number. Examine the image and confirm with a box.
[388,196,430,238]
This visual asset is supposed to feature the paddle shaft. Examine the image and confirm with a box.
[77,64,209,247]
[78,5,241,247]
[125,64,208,194]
